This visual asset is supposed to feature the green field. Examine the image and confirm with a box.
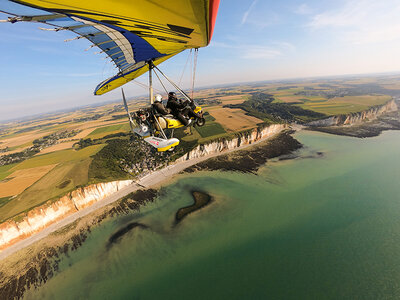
[195,122,226,138]
[1,75,399,223]
[299,95,392,115]
[11,144,104,171]
[88,123,130,139]
[0,159,93,221]
[178,127,202,142]
[0,197,12,209]
[0,144,106,220]
[0,164,17,181]
[203,113,216,122]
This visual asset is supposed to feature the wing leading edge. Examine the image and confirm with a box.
[1,0,220,95]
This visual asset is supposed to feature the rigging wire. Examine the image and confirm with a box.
[101,54,108,82]
[131,79,163,94]
[189,49,193,97]
[153,68,169,95]
[179,49,192,87]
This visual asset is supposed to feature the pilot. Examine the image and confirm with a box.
[152,94,171,115]
[166,92,199,126]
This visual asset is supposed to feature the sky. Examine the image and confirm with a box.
[1,0,400,121]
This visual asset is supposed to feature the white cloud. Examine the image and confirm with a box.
[240,0,280,29]
[211,40,295,60]
[241,0,258,25]
[308,0,400,44]
[243,47,282,59]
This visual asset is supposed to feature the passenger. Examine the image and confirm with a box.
[166,92,199,126]
[152,94,171,115]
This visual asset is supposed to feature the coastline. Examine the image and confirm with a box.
[307,109,400,137]
[1,99,399,299]
[3,97,396,255]
[0,127,301,300]
[307,98,399,138]
[0,125,289,261]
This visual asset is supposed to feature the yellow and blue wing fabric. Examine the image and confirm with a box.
[0,0,220,95]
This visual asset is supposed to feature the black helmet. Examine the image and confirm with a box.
[168,92,176,98]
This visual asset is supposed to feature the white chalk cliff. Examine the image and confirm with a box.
[307,99,398,127]
[0,180,133,251]
[177,123,287,161]
[0,123,289,251]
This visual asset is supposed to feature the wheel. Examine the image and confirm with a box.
[196,117,206,127]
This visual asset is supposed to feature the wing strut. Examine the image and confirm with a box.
[192,48,199,99]
[153,64,193,104]
[149,62,154,105]
[121,88,136,135]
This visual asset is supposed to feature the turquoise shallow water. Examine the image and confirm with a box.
[25,130,400,299]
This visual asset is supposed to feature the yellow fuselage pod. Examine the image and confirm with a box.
[194,107,202,114]
[143,136,180,152]
[156,106,202,130]
[165,117,185,129]
[157,140,180,152]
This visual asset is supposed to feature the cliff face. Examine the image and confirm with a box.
[0,180,133,251]
[0,123,288,252]
[307,99,398,127]
[177,124,288,161]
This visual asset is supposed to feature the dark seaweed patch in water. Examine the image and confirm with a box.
[107,222,149,247]
[183,131,302,174]
[0,190,158,300]
[175,191,212,224]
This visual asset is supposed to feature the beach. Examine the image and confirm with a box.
[0,128,303,299]
[8,129,400,300]
[0,126,292,261]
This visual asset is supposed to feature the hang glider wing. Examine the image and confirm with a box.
[0,0,220,95]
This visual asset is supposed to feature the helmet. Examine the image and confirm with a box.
[168,91,176,99]
[154,94,162,102]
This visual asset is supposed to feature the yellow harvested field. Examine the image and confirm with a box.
[70,128,93,140]
[10,144,104,171]
[275,96,304,103]
[0,131,46,148]
[38,141,76,155]
[73,120,125,131]
[0,165,56,197]
[87,130,123,140]
[334,95,391,106]
[209,108,263,132]
[217,95,247,105]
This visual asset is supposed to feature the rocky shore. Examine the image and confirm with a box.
[0,123,288,255]
[0,188,158,300]
[308,110,400,137]
[184,130,302,174]
[307,98,400,138]
[0,125,293,299]
[2,97,399,299]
